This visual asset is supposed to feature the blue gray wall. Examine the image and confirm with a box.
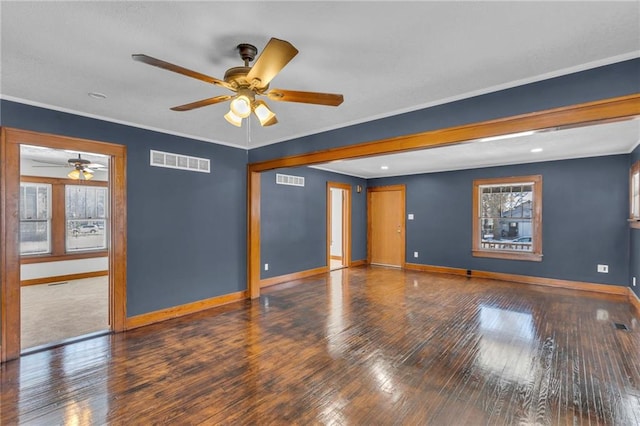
[250,59,640,163]
[370,155,630,287]
[1,56,638,315]
[1,100,247,316]
[632,143,640,298]
[260,167,367,279]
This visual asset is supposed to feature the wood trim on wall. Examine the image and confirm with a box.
[21,251,108,264]
[21,270,108,287]
[350,260,367,267]
[249,94,640,172]
[404,263,469,276]
[125,290,247,330]
[472,175,543,262]
[21,175,109,186]
[259,266,328,288]
[629,289,640,316]
[1,127,127,362]
[404,262,629,296]
[246,94,640,300]
[247,170,261,299]
[0,128,21,362]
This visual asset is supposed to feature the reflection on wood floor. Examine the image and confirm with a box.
[2,266,639,425]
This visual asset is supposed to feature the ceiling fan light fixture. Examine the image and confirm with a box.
[224,110,243,127]
[68,169,80,180]
[254,100,276,126]
[68,167,94,181]
[230,94,252,118]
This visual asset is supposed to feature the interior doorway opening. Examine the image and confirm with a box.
[19,145,111,352]
[1,127,127,362]
[327,182,352,271]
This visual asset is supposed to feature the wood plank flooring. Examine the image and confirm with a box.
[1,266,639,425]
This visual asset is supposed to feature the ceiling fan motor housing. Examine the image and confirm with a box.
[237,43,257,64]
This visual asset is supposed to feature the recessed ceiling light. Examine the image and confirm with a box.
[530,148,543,153]
[88,92,107,100]
[380,165,389,170]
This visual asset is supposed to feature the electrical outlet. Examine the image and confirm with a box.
[264,263,269,271]
[597,264,608,273]
[408,214,414,220]
[414,251,419,258]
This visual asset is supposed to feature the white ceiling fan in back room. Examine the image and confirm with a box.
[31,154,108,181]
[133,38,344,128]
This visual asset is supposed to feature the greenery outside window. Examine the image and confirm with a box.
[631,160,640,229]
[473,175,543,261]
[19,183,52,255]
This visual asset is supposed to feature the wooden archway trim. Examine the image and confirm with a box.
[0,128,127,362]
[247,94,640,298]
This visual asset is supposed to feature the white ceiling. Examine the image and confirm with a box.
[2,1,639,177]
[314,118,640,178]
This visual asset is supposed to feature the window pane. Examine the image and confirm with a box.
[66,185,108,252]
[20,183,51,255]
[479,182,534,251]
[20,221,51,254]
[66,219,107,252]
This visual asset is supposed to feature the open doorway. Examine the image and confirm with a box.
[1,128,127,362]
[327,182,351,271]
[19,145,111,352]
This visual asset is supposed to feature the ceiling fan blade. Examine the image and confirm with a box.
[30,159,68,166]
[132,54,233,90]
[88,163,108,169]
[266,89,344,106]
[246,38,298,88]
[170,95,233,111]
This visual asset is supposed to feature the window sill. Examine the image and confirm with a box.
[472,249,543,262]
[631,221,640,230]
[20,250,108,264]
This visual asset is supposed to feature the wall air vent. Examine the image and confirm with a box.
[276,173,305,187]
[150,150,210,173]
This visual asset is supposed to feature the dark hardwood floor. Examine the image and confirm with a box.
[1,266,639,425]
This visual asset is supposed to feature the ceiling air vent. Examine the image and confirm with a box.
[150,150,210,173]
[276,173,305,187]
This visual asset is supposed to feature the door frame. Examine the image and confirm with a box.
[0,127,127,362]
[367,185,406,267]
[326,182,352,269]
[247,95,640,299]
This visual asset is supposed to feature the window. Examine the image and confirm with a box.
[66,185,108,252]
[473,175,542,261]
[19,183,52,255]
[631,160,640,229]
[20,176,108,259]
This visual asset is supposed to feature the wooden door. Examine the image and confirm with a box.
[368,185,405,267]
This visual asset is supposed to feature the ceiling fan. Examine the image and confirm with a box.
[32,154,107,180]
[132,38,344,127]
